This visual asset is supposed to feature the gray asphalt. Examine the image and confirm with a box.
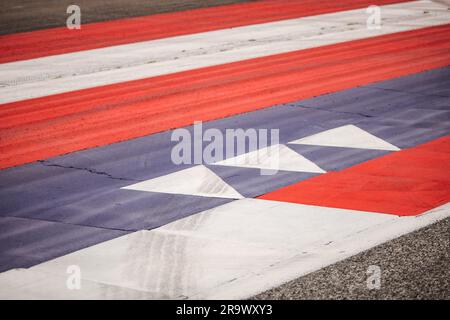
[0,0,253,35]
[252,218,450,300]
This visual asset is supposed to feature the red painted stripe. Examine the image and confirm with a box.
[0,0,409,63]
[259,135,450,216]
[1,25,449,170]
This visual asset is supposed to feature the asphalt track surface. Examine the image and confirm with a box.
[1,0,449,299]
[2,22,449,169]
[0,0,254,35]
[253,218,450,299]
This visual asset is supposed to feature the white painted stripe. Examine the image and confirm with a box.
[2,200,448,299]
[288,125,401,151]
[212,144,326,173]
[0,0,449,104]
[122,165,244,199]
[157,199,395,250]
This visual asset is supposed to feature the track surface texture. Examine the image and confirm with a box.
[253,218,450,300]
[1,0,449,300]
[0,0,254,35]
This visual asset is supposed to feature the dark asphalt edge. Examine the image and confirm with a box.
[0,0,254,35]
[252,217,450,300]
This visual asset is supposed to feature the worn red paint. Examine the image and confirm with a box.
[0,0,410,63]
[1,24,449,169]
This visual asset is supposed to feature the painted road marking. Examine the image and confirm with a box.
[212,144,326,173]
[261,135,450,216]
[1,67,448,272]
[0,0,408,63]
[1,1,449,104]
[1,24,449,169]
[288,124,401,151]
[2,200,448,299]
[123,165,244,199]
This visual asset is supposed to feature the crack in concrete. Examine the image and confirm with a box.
[38,160,140,182]
[4,214,133,233]
[292,103,374,118]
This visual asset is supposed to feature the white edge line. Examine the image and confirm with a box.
[199,202,450,299]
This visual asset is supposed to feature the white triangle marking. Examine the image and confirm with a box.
[122,165,244,199]
[288,125,400,151]
[211,144,325,173]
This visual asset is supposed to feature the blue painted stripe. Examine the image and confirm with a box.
[0,216,126,272]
